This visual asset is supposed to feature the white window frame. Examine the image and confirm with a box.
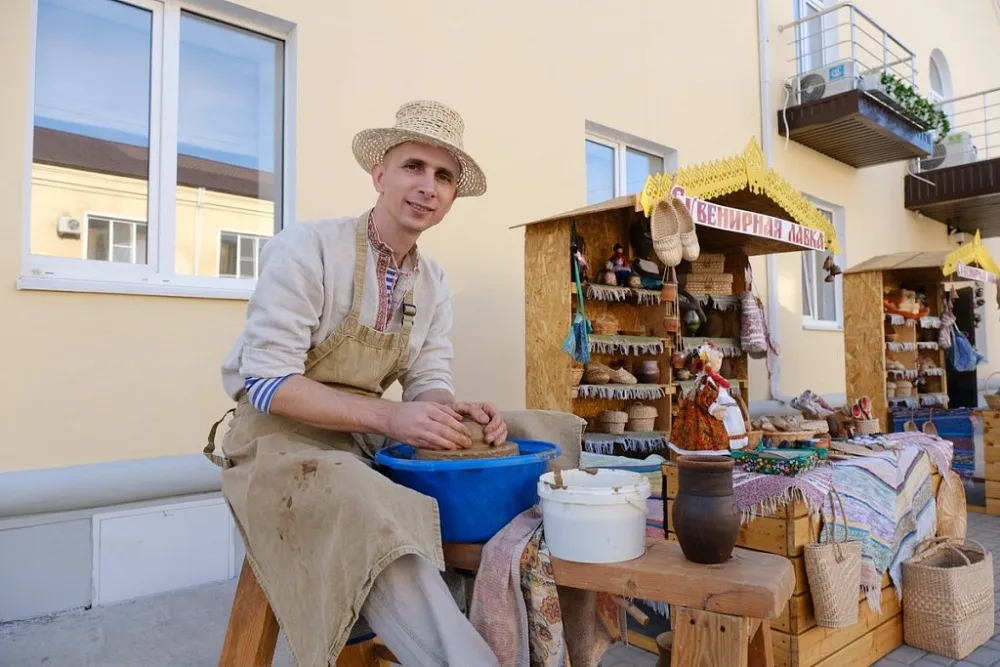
[794,0,831,76]
[83,213,149,265]
[801,197,846,331]
[217,230,269,280]
[19,0,297,300]
[584,121,677,202]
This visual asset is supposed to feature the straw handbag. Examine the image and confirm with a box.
[903,537,994,660]
[804,490,862,628]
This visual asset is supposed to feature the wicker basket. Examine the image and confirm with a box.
[895,380,914,398]
[599,410,629,434]
[805,489,862,628]
[626,403,658,432]
[902,537,994,660]
[854,418,881,435]
[887,381,897,398]
[583,364,611,385]
[689,253,726,274]
[984,372,1000,410]
[681,273,734,296]
[570,366,584,386]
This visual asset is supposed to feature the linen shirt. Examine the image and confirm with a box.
[220,213,455,404]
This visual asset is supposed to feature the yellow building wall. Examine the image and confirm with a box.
[2,0,999,473]
[761,0,1000,399]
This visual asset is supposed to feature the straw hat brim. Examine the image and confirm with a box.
[352,127,487,198]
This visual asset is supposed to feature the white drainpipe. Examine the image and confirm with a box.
[758,0,793,404]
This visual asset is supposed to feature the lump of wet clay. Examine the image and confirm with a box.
[415,418,519,460]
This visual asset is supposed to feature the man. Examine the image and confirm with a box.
[205,101,507,667]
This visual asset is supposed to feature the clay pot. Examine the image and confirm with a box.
[671,456,741,564]
[637,360,660,384]
[661,281,677,302]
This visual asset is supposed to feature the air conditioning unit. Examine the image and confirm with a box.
[797,59,884,104]
[919,131,977,171]
[56,215,82,238]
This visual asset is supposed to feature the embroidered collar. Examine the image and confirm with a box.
[367,211,420,274]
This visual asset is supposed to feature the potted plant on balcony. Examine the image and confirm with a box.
[878,71,951,143]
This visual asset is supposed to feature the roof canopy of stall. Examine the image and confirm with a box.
[512,137,841,257]
[844,232,1000,285]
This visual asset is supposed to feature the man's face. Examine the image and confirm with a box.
[372,141,461,234]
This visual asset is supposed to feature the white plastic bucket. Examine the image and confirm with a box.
[537,468,651,564]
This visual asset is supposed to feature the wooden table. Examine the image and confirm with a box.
[222,539,795,667]
[448,538,796,666]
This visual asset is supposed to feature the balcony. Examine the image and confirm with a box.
[776,3,935,168]
[904,87,1000,237]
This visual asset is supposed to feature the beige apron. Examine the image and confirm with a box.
[204,214,445,667]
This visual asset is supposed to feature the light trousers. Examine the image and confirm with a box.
[361,554,500,667]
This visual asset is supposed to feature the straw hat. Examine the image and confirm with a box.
[352,100,487,197]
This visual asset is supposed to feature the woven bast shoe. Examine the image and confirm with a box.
[651,198,683,268]
[672,196,701,262]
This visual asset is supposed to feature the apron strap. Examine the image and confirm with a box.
[349,212,371,316]
[203,407,236,468]
[401,288,417,333]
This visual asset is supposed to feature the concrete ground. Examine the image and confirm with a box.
[3,514,998,667]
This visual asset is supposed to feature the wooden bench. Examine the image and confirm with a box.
[219,540,795,666]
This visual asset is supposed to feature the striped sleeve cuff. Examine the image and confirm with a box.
[244,374,297,413]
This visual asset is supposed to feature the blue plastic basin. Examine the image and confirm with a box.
[373,439,561,543]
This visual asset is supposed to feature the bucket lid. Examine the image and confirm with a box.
[537,468,651,505]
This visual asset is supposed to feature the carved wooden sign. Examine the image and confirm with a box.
[669,185,827,252]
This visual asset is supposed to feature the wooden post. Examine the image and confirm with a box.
[219,560,279,667]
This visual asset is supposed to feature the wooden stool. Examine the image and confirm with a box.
[219,546,481,667]
[219,541,792,667]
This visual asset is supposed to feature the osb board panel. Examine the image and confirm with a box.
[988,481,1000,500]
[843,272,887,426]
[525,221,572,413]
[808,614,902,667]
[773,591,901,667]
[986,461,1000,481]
[666,501,817,557]
[987,447,1000,464]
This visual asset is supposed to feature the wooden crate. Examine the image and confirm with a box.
[663,464,942,667]
[977,408,1000,516]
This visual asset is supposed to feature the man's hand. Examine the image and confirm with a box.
[386,401,472,451]
[452,402,508,445]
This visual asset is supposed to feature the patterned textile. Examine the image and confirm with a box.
[732,465,833,523]
[821,444,937,610]
[469,507,621,667]
[889,408,973,478]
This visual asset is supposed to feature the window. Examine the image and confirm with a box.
[801,201,846,330]
[584,122,674,205]
[797,0,828,73]
[22,0,293,298]
[928,49,954,121]
[86,215,148,264]
[219,231,268,279]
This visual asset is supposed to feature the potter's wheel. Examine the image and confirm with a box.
[414,419,519,460]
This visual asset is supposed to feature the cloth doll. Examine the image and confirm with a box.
[671,344,744,453]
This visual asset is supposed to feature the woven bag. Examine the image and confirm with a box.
[740,289,768,358]
[903,537,994,660]
[936,471,967,540]
[804,490,862,628]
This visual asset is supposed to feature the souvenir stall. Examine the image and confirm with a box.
[842,235,1000,485]
[513,138,840,654]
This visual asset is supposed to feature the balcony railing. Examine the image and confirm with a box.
[778,2,917,106]
[917,87,1000,172]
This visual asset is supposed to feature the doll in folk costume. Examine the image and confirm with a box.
[670,344,746,453]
